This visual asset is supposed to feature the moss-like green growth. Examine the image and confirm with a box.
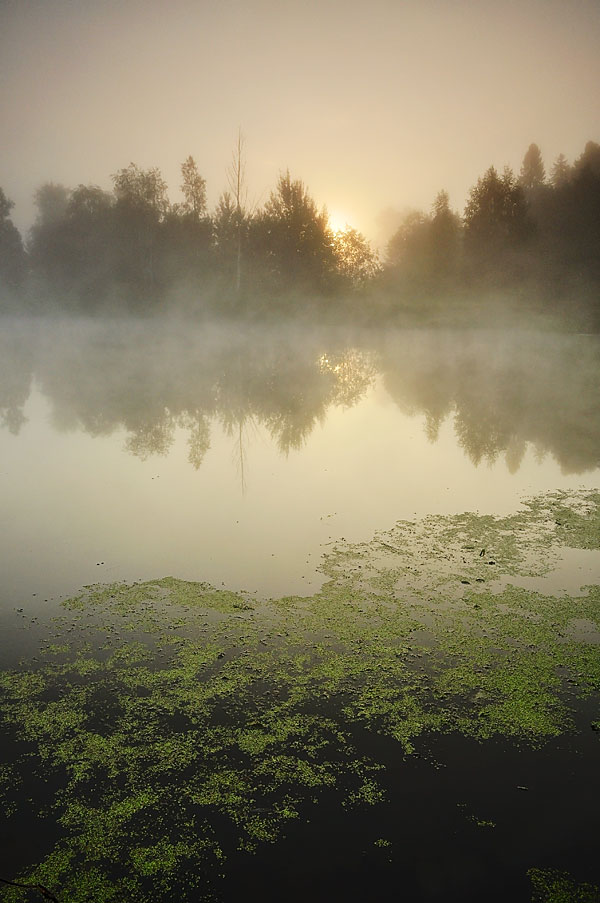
[529,868,600,903]
[0,489,599,901]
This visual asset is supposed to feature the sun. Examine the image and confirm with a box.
[328,209,353,234]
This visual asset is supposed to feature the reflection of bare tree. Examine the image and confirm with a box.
[219,413,258,495]
[1,319,598,478]
[1,320,375,481]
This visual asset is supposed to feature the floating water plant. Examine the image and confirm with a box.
[1,490,598,901]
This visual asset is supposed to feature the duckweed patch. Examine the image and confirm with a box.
[1,490,599,901]
[528,868,600,903]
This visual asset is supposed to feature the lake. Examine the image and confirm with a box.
[1,316,599,902]
[2,318,599,604]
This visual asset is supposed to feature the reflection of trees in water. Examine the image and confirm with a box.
[378,331,600,474]
[181,412,212,470]
[0,321,598,476]
[0,325,33,434]
[1,321,375,472]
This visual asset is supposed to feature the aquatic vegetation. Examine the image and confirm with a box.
[0,490,598,901]
[528,868,600,903]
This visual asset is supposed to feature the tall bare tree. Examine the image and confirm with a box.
[227,129,247,293]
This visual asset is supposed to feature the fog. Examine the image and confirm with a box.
[0,312,597,615]
[2,315,598,476]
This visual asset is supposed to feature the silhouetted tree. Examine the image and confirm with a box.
[212,191,247,305]
[28,183,71,288]
[57,185,117,306]
[550,154,571,188]
[213,192,237,255]
[112,164,170,218]
[386,211,431,273]
[525,142,600,306]
[253,171,336,296]
[332,228,380,291]
[519,143,545,190]
[111,163,170,293]
[159,158,212,295]
[429,190,462,278]
[32,183,70,225]
[566,142,600,288]
[0,188,27,295]
[384,206,454,296]
[180,156,207,218]
[210,133,253,301]
[572,140,600,180]
[227,130,250,294]
[464,166,531,262]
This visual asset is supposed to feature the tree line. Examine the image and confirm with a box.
[384,140,600,311]
[0,153,379,315]
[0,139,599,318]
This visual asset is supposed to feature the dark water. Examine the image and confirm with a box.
[225,720,600,902]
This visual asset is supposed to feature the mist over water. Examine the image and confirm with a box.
[1,314,598,604]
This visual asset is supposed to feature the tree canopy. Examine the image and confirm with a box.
[0,188,26,292]
[464,166,531,257]
[1,137,600,325]
[520,143,545,190]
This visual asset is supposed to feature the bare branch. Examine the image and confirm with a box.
[0,877,60,902]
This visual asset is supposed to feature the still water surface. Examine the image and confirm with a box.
[1,317,599,607]
[1,316,600,902]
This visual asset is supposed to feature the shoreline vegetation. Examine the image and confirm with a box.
[0,490,599,901]
[1,140,599,330]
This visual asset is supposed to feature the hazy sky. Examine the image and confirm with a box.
[2,0,600,245]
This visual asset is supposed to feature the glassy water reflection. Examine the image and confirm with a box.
[1,317,598,604]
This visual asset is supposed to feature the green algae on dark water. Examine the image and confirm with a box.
[0,490,599,902]
[528,868,600,903]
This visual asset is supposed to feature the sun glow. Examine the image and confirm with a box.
[328,210,354,234]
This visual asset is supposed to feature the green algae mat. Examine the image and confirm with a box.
[1,490,599,902]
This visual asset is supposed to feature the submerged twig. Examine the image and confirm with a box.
[378,540,401,554]
[0,877,60,902]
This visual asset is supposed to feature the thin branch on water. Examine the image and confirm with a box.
[0,877,60,902]
[379,540,401,554]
